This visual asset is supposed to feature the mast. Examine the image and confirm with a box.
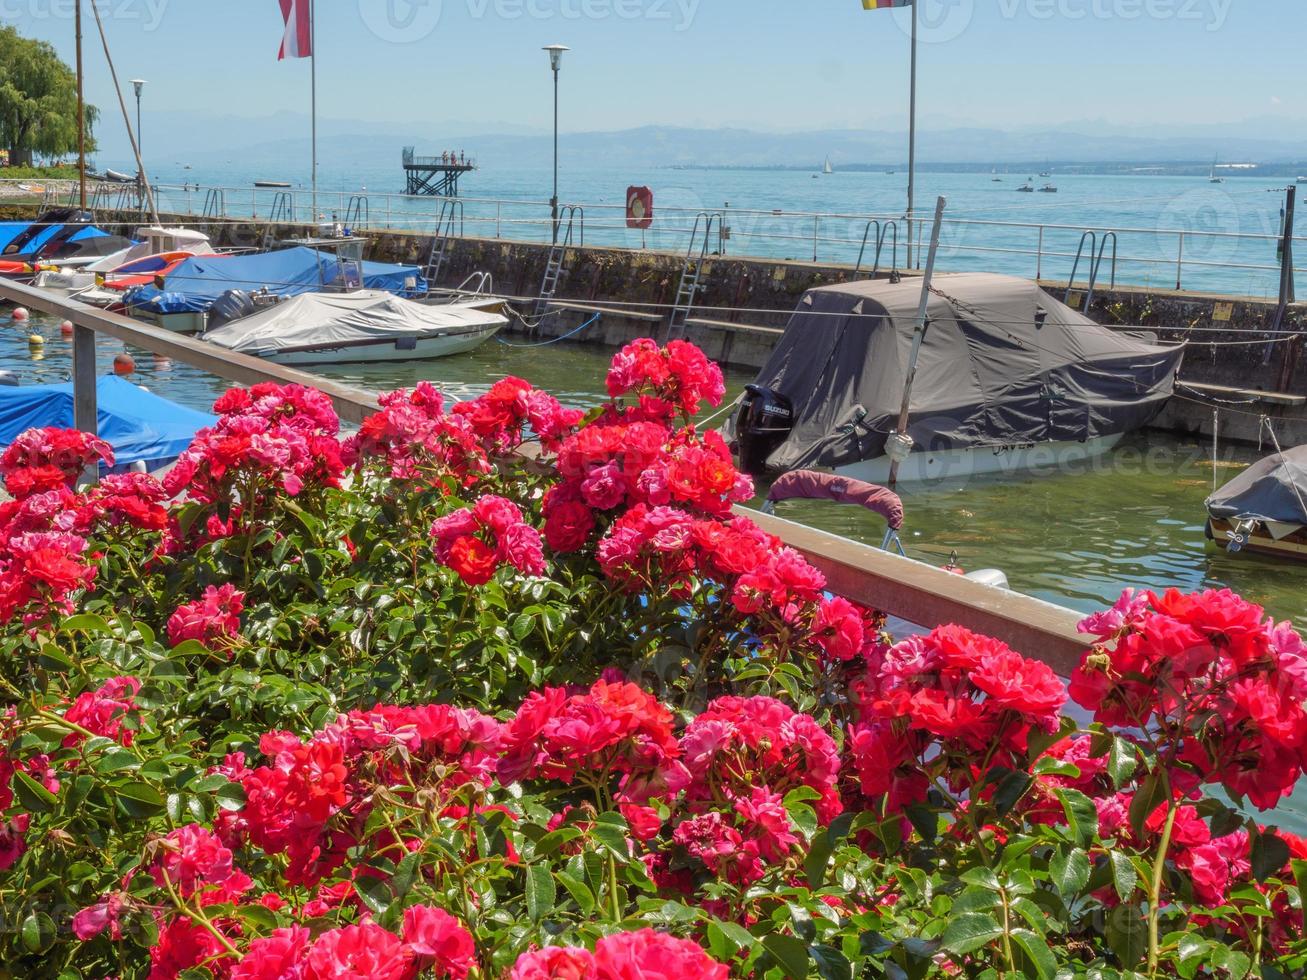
[311,0,317,223]
[887,196,946,490]
[906,0,917,267]
[76,0,86,211]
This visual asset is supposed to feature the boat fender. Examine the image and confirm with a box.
[886,432,915,463]
[0,371,18,387]
[963,568,1010,590]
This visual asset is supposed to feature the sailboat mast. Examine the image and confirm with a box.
[311,0,317,223]
[75,0,86,211]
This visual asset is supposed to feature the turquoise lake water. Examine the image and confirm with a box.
[117,163,1307,300]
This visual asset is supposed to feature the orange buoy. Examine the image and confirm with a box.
[113,353,136,376]
[59,320,74,336]
[11,307,29,322]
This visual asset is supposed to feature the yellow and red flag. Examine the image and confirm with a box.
[861,0,913,8]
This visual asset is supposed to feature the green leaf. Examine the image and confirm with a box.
[525,863,556,922]
[940,912,1005,956]
[1105,904,1148,969]
[707,919,758,956]
[1011,928,1057,980]
[13,770,57,813]
[992,768,1034,817]
[1251,830,1290,884]
[354,875,393,918]
[590,812,631,861]
[1049,847,1090,898]
[804,827,835,889]
[1127,773,1167,838]
[809,943,852,980]
[762,934,810,980]
[216,781,247,811]
[20,910,55,953]
[60,613,111,634]
[1292,860,1307,934]
[1054,788,1098,849]
[1109,851,1138,903]
[555,870,595,916]
[1106,737,1138,790]
[115,782,165,819]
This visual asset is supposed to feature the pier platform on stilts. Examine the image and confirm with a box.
[402,147,475,196]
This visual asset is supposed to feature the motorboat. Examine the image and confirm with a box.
[1017,181,1035,193]
[730,273,1186,484]
[202,289,506,366]
[760,469,1010,590]
[0,211,134,280]
[34,226,217,295]
[254,180,292,189]
[0,376,213,473]
[122,245,426,334]
[1039,184,1058,193]
[1206,445,1307,561]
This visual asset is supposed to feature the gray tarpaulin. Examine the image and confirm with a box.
[740,273,1186,472]
[1206,446,1307,526]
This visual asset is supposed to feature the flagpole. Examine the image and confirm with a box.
[310,0,317,226]
[907,0,917,268]
[75,0,86,211]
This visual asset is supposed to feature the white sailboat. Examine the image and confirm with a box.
[823,156,833,175]
[1210,156,1225,183]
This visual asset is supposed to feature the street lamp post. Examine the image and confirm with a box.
[542,45,569,244]
[130,78,146,170]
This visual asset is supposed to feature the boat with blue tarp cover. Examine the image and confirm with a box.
[121,246,427,333]
[0,376,214,473]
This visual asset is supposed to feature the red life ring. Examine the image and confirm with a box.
[626,186,654,230]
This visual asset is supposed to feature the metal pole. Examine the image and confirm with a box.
[551,64,560,244]
[75,0,86,211]
[906,0,918,268]
[135,91,142,162]
[887,195,947,490]
[311,0,318,224]
[1278,185,1296,308]
[1176,232,1184,291]
[1036,225,1043,280]
[72,324,97,457]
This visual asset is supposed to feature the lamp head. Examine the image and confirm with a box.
[542,45,569,71]
[130,79,147,98]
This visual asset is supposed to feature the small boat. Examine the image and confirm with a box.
[1017,181,1035,193]
[254,180,292,189]
[202,289,506,366]
[1298,176,1307,184]
[100,169,136,184]
[35,226,216,295]
[1039,183,1058,193]
[991,168,1002,182]
[0,376,213,473]
[760,469,1010,590]
[824,157,834,175]
[1206,445,1307,561]
[1209,156,1224,183]
[730,273,1185,484]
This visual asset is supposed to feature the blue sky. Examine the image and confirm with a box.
[3,0,1304,134]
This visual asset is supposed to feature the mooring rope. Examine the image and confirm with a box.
[495,312,601,348]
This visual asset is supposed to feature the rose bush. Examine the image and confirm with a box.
[0,339,1303,978]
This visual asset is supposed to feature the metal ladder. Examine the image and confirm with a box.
[664,212,720,340]
[1065,231,1117,309]
[423,198,465,295]
[854,219,900,279]
[534,206,584,317]
[344,195,370,231]
[261,192,296,249]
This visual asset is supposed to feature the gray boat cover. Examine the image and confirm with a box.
[1206,446,1307,526]
[204,290,506,354]
[741,273,1185,471]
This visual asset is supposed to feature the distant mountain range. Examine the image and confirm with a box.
[99,113,1307,177]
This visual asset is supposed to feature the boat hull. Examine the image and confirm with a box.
[244,324,502,366]
[837,434,1125,484]
[1206,517,1307,562]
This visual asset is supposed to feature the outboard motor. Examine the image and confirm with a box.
[207,289,256,330]
[736,384,794,475]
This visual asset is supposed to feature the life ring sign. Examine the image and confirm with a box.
[626,186,654,229]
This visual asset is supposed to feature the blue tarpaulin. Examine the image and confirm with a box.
[124,246,426,315]
[0,377,214,470]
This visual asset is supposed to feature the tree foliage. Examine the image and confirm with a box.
[0,26,97,166]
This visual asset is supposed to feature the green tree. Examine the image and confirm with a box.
[0,26,97,167]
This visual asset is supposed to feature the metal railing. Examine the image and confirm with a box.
[0,274,1088,673]
[4,178,1304,298]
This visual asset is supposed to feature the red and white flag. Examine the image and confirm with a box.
[278,0,313,60]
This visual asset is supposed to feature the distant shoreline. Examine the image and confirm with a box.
[665,162,1307,178]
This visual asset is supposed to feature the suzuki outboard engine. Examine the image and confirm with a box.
[736,384,794,475]
[207,289,256,330]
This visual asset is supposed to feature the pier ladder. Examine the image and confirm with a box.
[534,206,584,318]
[664,212,720,341]
[854,219,900,280]
[423,198,465,295]
[344,196,370,231]
[1065,231,1117,309]
[261,192,296,250]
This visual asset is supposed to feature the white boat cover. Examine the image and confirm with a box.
[203,290,507,355]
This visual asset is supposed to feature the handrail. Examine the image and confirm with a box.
[0,276,1089,672]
